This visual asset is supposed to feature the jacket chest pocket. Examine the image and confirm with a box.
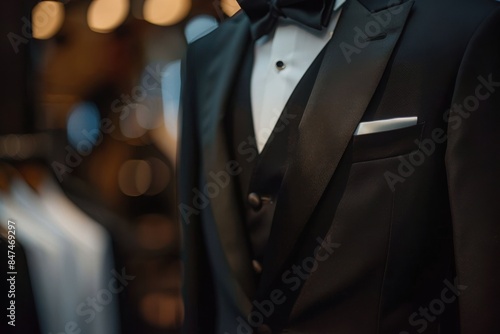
[351,123,425,163]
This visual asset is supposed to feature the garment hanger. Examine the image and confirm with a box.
[0,132,55,192]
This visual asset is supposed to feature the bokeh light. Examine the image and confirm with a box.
[87,0,130,33]
[118,160,153,196]
[32,1,65,40]
[143,0,192,26]
[67,101,101,152]
[220,0,240,17]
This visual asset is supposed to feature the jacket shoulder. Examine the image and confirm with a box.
[186,11,249,57]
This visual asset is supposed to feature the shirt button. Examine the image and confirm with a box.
[275,60,286,71]
[252,260,263,274]
[248,192,262,211]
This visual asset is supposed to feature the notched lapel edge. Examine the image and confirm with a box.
[258,0,415,296]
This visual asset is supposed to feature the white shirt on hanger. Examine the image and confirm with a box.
[38,179,119,334]
[0,184,70,333]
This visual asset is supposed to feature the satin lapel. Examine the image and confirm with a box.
[259,0,415,293]
[197,15,257,301]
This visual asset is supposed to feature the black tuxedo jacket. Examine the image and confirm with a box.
[178,0,500,332]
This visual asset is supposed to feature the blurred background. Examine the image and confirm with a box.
[0,0,240,333]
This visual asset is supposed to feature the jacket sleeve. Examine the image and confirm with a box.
[445,7,500,332]
[178,47,216,334]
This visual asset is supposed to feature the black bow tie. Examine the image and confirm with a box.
[237,0,337,40]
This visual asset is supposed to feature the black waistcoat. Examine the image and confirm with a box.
[226,45,326,264]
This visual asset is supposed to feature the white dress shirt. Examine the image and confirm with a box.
[38,179,119,334]
[0,180,72,333]
[251,0,346,152]
[0,178,119,334]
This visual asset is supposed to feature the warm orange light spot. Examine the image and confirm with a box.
[220,0,240,17]
[87,0,129,33]
[143,0,192,26]
[32,1,65,40]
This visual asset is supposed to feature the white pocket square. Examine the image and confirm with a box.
[354,117,418,136]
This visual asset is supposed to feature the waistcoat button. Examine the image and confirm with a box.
[248,192,262,210]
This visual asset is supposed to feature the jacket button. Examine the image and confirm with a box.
[255,324,273,334]
[248,192,262,210]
